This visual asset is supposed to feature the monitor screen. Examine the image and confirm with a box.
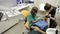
[22,0,34,3]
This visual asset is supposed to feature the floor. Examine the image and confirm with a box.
[2,20,60,34]
[3,20,28,34]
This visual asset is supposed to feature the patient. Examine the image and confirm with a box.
[28,7,47,34]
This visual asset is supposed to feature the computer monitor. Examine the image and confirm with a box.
[23,0,34,3]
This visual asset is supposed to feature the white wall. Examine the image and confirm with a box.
[34,0,59,7]
[0,0,17,7]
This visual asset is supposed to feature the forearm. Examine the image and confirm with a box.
[38,29,46,34]
[50,17,56,20]
[32,26,46,34]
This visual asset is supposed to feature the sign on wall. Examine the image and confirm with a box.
[16,0,24,4]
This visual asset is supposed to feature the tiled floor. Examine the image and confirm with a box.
[3,20,60,34]
[3,20,28,34]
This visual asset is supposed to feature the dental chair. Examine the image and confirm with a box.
[21,10,30,30]
[21,10,30,34]
[21,10,58,34]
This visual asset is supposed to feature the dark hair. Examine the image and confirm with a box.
[31,7,38,18]
[44,3,51,11]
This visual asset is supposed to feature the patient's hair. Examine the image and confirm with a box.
[31,7,38,18]
[44,3,51,11]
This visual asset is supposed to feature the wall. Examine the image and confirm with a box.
[34,0,59,7]
[0,0,17,7]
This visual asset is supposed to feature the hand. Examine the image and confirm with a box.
[45,15,50,18]
[43,32,46,34]
[33,26,39,31]
[34,28,38,31]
